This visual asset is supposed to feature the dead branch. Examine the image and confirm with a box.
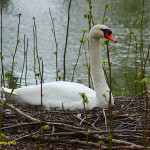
[5,102,40,122]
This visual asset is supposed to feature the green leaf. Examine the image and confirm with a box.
[112,91,116,97]
[0,133,6,140]
[84,14,87,18]
[38,56,43,60]
[41,125,50,131]
[0,55,4,59]
[90,4,95,8]
[136,20,141,25]
[104,3,111,8]
[100,41,105,46]
[82,132,90,135]
[121,91,126,96]
[102,60,108,65]
[83,62,89,67]
[102,93,106,98]
[5,72,12,78]
[17,39,21,43]
[108,135,112,139]
[14,61,18,65]
[97,140,105,147]
[35,73,41,77]
[79,93,89,104]
[53,50,57,55]
[141,78,150,84]
[81,29,87,33]
[130,30,135,36]
[104,17,109,22]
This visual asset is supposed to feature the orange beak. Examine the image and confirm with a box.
[105,32,117,43]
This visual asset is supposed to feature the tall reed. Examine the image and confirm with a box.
[25,38,29,86]
[124,30,134,95]
[19,34,28,87]
[10,13,21,87]
[106,41,113,149]
[33,17,41,85]
[49,8,59,81]
[0,3,5,87]
[38,60,44,149]
[71,30,86,82]
[63,0,72,81]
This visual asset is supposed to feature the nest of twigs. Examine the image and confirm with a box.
[1,97,150,150]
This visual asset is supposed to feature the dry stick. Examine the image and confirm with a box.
[44,137,146,150]
[13,128,150,142]
[134,35,138,95]
[144,83,148,149]
[4,102,148,149]
[88,0,92,29]
[125,32,132,95]
[33,17,41,84]
[143,45,150,75]
[140,0,147,149]
[0,2,4,137]
[5,103,40,122]
[63,0,72,81]
[142,46,150,150]
[140,0,145,83]
[49,8,58,81]
[2,120,150,135]
[87,0,93,88]
[93,134,144,149]
[11,13,21,84]
[107,42,113,149]
[102,6,107,24]
[25,38,29,86]
[83,103,89,150]
[33,17,37,85]
[0,3,5,87]
[1,122,40,130]
[39,60,44,149]
[71,32,85,82]
[20,34,26,87]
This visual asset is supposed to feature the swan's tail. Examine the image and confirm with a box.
[0,87,16,96]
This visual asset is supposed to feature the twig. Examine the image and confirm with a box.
[39,60,44,148]
[71,32,85,82]
[11,13,21,85]
[5,103,40,122]
[49,8,59,81]
[63,0,72,81]
[0,2,5,87]
[1,122,40,130]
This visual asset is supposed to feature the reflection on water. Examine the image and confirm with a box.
[0,0,150,95]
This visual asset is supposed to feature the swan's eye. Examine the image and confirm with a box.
[100,29,107,34]
[107,30,112,35]
[101,29,112,36]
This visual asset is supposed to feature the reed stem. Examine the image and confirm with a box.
[71,32,85,82]
[63,0,72,81]
[49,8,59,81]
[0,3,5,87]
[107,42,113,150]
[39,60,44,149]
[25,38,28,86]
[10,13,21,87]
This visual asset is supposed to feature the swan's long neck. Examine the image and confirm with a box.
[89,36,108,95]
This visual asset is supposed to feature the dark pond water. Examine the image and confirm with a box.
[0,0,150,95]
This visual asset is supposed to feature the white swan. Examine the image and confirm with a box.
[1,25,117,110]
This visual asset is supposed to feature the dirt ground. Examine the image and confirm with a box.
[1,97,150,150]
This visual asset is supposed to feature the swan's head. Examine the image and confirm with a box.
[89,24,117,43]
